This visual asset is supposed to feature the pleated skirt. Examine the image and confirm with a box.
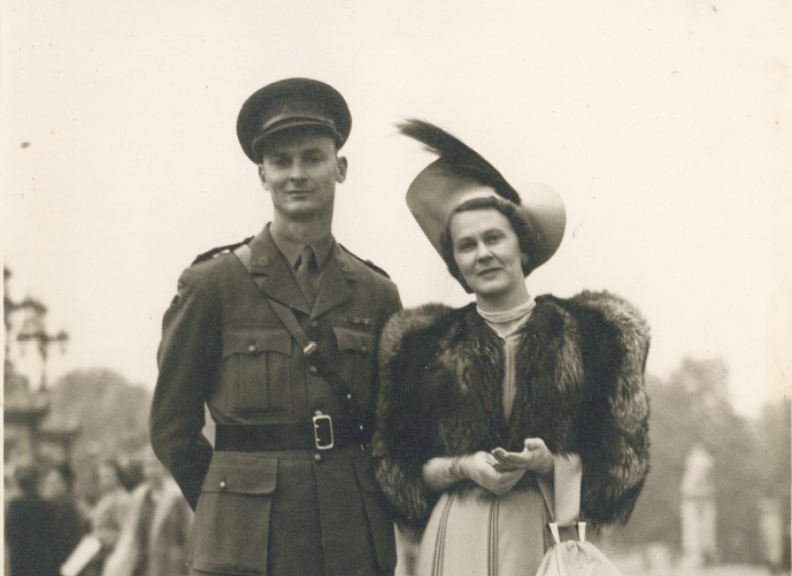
[415,488,547,576]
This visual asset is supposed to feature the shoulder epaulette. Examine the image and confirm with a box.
[339,244,391,279]
[191,236,254,266]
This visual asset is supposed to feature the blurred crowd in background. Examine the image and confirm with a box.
[4,267,790,576]
[5,449,192,576]
[4,268,193,576]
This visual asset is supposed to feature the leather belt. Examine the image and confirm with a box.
[215,419,367,452]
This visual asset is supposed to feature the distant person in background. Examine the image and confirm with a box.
[39,462,89,576]
[5,465,52,576]
[102,449,192,576]
[81,460,133,576]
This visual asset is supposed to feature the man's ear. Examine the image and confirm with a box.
[336,156,348,183]
[258,164,271,190]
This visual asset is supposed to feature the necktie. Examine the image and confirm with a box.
[294,245,318,307]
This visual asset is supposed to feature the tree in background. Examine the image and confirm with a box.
[44,368,152,502]
[611,357,788,567]
[5,267,152,504]
[613,372,687,549]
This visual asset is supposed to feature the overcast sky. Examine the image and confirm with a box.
[2,0,790,417]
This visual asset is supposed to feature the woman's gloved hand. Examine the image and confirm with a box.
[453,451,525,496]
[490,438,553,476]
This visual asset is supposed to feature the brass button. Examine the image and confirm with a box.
[247,344,256,352]
[309,365,319,375]
[361,345,368,353]
[313,452,323,462]
[219,480,227,490]
[310,320,321,329]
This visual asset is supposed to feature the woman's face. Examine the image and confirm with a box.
[39,469,68,500]
[449,208,526,303]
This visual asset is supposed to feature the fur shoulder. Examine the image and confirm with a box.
[556,291,651,524]
[541,290,650,351]
[378,303,461,366]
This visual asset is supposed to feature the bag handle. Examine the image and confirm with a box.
[537,454,586,544]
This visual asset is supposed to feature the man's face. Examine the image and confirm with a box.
[258,131,347,221]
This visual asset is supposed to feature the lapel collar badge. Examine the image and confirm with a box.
[252,254,271,274]
[333,247,356,281]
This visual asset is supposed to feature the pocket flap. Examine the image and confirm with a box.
[333,327,375,355]
[223,328,292,358]
[202,453,278,494]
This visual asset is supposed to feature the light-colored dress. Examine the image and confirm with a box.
[416,488,547,576]
[415,302,550,576]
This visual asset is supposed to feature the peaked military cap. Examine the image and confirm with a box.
[237,78,352,163]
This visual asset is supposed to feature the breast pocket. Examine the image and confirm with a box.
[332,327,376,407]
[221,328,293,414]
[189,452,277,575]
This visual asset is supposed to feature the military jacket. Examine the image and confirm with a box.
[151,226,402,576]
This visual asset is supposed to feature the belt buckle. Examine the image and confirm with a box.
[303,342,319,358]
[312,413,334,450]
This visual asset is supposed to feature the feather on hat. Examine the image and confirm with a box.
[400,119,566,272]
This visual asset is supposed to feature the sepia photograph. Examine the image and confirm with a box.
[3,2,790,575]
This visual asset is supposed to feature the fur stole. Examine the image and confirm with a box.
[372,290,650,532]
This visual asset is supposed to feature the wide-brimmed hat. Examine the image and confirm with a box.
[237,78,351,163]
[400,120,566,272]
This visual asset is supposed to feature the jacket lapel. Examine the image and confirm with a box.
[312,244,355,319]
[246,227,312,314]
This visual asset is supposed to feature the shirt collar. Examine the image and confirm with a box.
[268,222,335,271]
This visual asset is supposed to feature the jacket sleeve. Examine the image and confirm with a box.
[562,291,651,525]
[372,307,447,529]
[150,265,220,510]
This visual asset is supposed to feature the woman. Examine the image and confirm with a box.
[102,448,192,576]
[6,465,51,576]
[39,463,89,576]
[81,460,133,576]
[373,120,650,576]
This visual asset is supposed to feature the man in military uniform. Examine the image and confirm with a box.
[151,78,402,576]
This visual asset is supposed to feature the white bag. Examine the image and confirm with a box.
[536,523,624,576]
[536,456,624,576]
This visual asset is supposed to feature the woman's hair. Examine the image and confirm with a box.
[47,462,76,492]
[439,196,541,293]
